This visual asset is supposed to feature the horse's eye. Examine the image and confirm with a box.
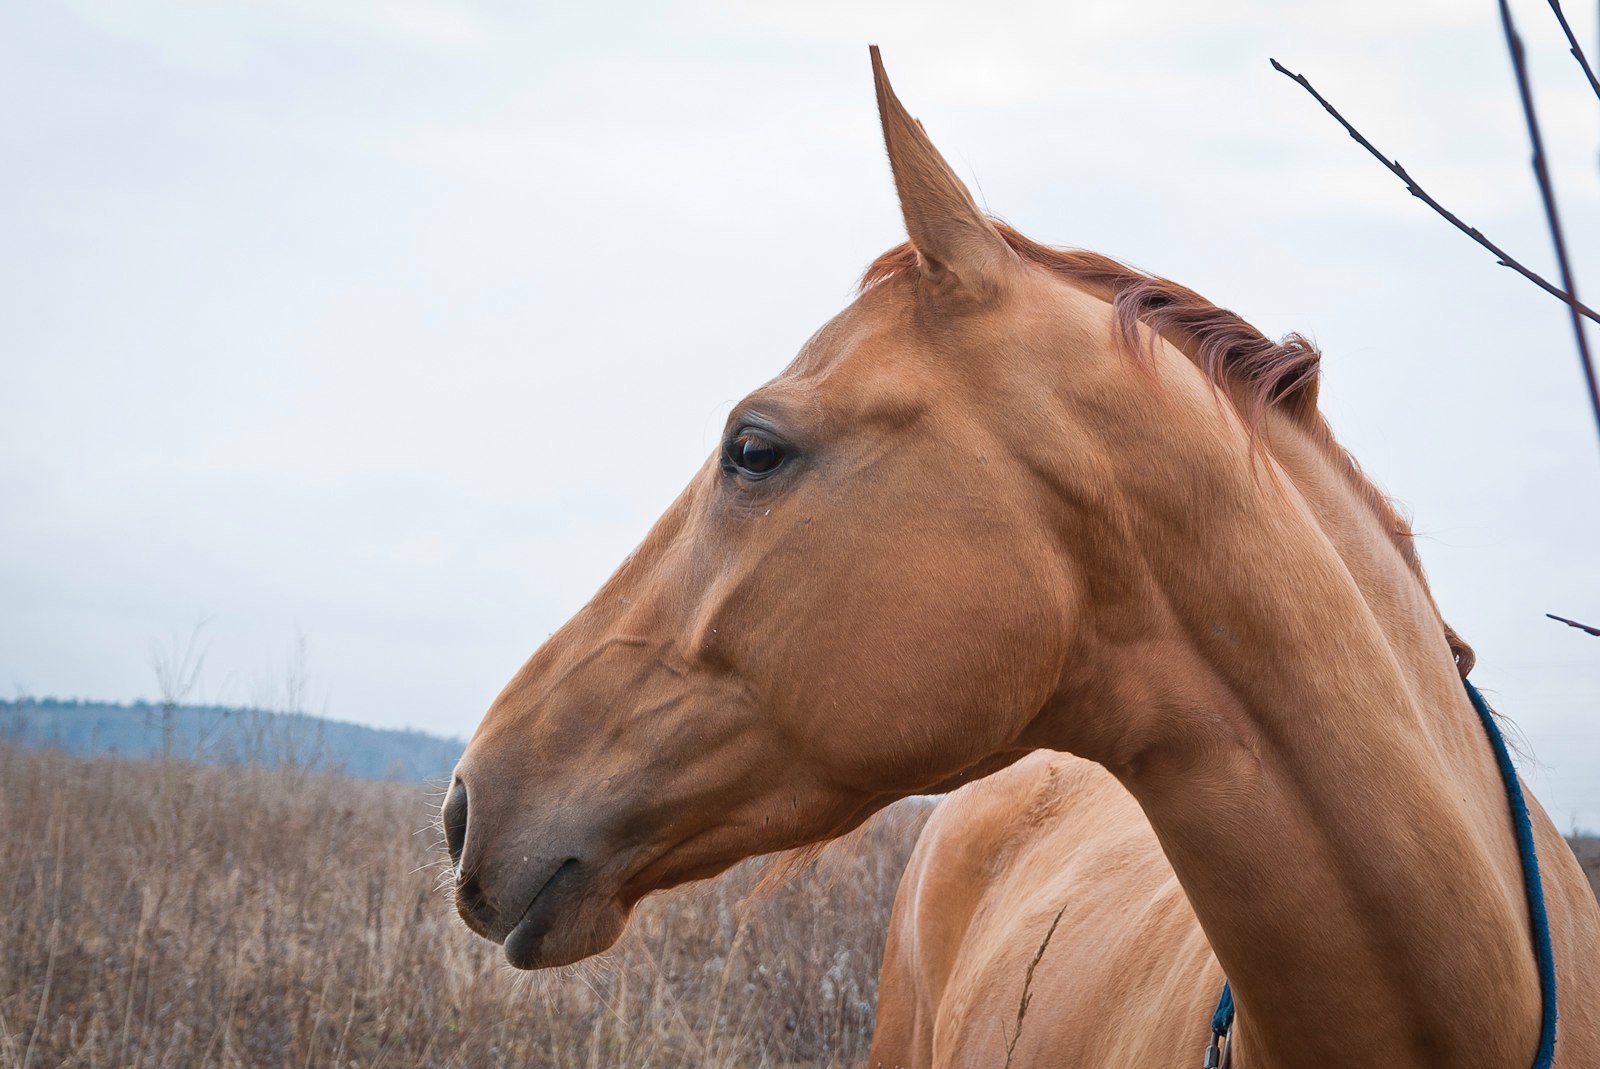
[723,432,785,478]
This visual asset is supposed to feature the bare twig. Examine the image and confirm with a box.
[1498,0,1600,451]
[1543,0,1600,102]
[1546,612,1600,635]
[1269,58,1600,328]
[151,619,209,762]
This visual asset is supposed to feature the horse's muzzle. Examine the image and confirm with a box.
[443,768,632,968]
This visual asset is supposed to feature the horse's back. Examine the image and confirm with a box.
[870,751,1222,1069]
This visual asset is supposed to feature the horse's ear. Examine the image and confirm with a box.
[870,46,1016,291]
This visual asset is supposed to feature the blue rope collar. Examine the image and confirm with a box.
[1203,677,1558,1068]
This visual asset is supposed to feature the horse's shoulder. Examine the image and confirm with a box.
[877,751,1203,1068]
[918,751,1133,869]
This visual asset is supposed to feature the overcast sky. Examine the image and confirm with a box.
[3,0,1598,824]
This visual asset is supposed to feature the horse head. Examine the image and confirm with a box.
[447,48,1318,969]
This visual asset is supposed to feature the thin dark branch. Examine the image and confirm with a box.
[1270,58,1600,328]
[1498,0,1600,450]
[1544,0,1600,102]
[1546,612,1600,635]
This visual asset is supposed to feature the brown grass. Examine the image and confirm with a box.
[5,743,1596,1069]
[1572,836,1600,905]
[0,744,930,1069]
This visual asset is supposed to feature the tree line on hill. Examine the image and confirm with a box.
[0,696,464,782]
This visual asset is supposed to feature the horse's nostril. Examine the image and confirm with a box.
[443,778,469,870]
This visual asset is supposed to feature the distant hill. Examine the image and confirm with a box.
[0,697,464,782]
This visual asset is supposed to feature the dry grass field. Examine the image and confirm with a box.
[0,744,929,1069]
[3,742,1597,1069]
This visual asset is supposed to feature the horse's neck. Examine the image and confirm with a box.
[1048,412,1543,1068]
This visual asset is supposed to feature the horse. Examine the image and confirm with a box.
[442,47,1600,1067]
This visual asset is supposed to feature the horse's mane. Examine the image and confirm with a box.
[860,222,1474,675]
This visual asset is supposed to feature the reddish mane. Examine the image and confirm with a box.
[861,221,1474,674]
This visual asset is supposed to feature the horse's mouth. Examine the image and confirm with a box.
[488,856,632,970]
[502,856,581,968]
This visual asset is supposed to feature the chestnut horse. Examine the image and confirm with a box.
[444,49,1600,1067]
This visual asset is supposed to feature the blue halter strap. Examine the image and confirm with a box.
[1203,677,1558,1068]
[1204,982,1234,1068]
